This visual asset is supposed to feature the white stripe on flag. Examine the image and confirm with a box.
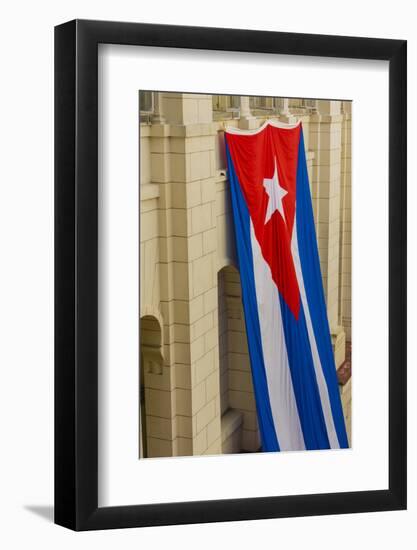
[250,222,305,451]
[291,217,340,449]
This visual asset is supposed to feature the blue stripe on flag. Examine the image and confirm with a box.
[295,130,349,448]
[279,296,331,449]
[226,141,280,452]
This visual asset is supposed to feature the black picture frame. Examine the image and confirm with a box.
[55,19,407,531]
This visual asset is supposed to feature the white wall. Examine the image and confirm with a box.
[0,1,415,548]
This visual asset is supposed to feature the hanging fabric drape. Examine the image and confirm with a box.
[225,120,348,452]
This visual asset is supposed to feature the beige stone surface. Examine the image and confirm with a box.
[139,94,352,458]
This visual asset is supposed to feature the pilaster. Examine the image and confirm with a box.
[339,101,352,341]
[309,100,346,367]
[155,93,222,456]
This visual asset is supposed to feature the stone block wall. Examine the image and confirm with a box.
[218,266,260,452]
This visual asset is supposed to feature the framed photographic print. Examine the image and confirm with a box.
[55,20,406,530]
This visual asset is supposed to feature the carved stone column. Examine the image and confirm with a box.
[276,97,297,124]
[151,92,166,124]
[239,96,257,129]
[276,97,290,116]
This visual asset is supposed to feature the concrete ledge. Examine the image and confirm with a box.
[221,408,243,443]
[141,183,160,201]
[331,326,346,369]
[140,123,152,137]
[221,409,244,454]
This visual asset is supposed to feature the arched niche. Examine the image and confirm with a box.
[139,314,171,458]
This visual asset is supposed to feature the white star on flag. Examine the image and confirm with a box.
[263,158,288,224]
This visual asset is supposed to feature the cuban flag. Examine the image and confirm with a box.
[225,120,348,452]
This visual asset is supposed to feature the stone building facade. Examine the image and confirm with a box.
[139,93,352,458]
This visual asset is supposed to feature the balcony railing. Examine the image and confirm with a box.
[139,91,155,123]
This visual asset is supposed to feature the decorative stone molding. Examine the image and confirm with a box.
[141,344,164,375]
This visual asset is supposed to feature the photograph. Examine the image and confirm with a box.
[139,92,352,458]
